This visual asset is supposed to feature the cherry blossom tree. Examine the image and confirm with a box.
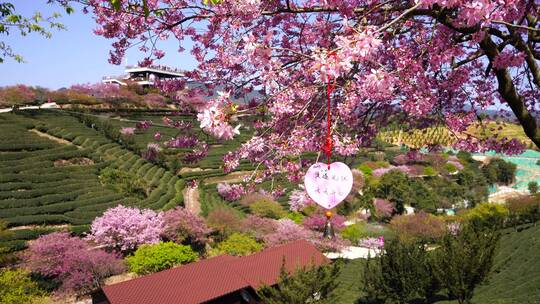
[87,205,164,252]
[71,0,539,180]
[161,207,212,247]
[24,232,124,296]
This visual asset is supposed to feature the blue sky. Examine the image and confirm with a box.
[0,1,197,89]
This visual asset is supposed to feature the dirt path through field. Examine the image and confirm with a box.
[183,186,201,215]
[203,171,251,185]
[8,224,70,231]
[29,129,82,148]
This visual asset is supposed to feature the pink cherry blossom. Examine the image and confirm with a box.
[87,205,164,252]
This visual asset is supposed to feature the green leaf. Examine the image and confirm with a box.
[111,0,121,11]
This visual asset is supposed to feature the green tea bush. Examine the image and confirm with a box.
[213,233,263,256]
[0,269,47,304]
[99,167,148,198]
[127,242,198,275]
[423,166,437,176]
[249,199,287,219]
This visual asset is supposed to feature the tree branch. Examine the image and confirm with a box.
[479,35,540,148]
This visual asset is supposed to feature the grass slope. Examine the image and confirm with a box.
[335,224,540,304]
[472,224,540,304]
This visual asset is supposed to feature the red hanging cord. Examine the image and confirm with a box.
[323,52,337,170]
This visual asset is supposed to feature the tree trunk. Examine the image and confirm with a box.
[479,35,540,149]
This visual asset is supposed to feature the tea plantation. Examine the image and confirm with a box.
[0,111,187,251]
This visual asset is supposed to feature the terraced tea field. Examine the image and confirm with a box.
[0,111,184,252]
[378,121,536,149]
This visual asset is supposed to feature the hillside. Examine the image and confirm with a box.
[379,121,535,149]
[335,224,540,304]
[471,224,540,303]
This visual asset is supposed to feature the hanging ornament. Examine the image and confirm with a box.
[304,162,353,209]
[304,51,353,212]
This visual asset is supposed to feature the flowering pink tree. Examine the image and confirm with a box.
[374,198,395,220]
[24,232,124,295]
[263,219,314,248]
[161,207,211,247]
[359,236,385,250]
[77,0,540,180]
[262,218,348,252]
[239,215,278,241]
[302,211,346,232]
[87,205,164,252]
[217,183,246,201]
[288,189,315,212]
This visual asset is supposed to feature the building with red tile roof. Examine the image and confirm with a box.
[94,240,329,304]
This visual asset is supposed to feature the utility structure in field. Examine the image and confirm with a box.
[102,65,184,87]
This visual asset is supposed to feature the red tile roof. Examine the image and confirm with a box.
[102,240,329,304]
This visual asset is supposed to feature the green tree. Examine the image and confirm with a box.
[213,233,262,256]
[0,2,72,63]
[363,239,440,304]
[409,179,438,211]
[0,269,47,304]
[464,203,509,229]
[257,260,342,304]
[432,225,500,304]
[482,158,517,185]
[456,168,489,206]
[375,170,411,214]
[127,242,198,275]
[528,181,538,194]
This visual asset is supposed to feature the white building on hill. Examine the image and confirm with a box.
[102,65,184,87]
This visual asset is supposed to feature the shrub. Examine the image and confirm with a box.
[250,199,287,219]
[528,181,538,194]
[214,233,263,256]
[161,207,211,248]
[286,212,305,224]
[206,207,242,238]
[88,205,164,252]
[0,269,47,304]
[239,215,277,240]
[464,203,509,229]
[390,212,446,242]
[340,222,367,244]
[423,166,437,176]
[356,164,373,176]
[24,232,124,295]
[240,192,275,207]
[506,195,540,226]
[127,242,197,275]
[443,162,458,173]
